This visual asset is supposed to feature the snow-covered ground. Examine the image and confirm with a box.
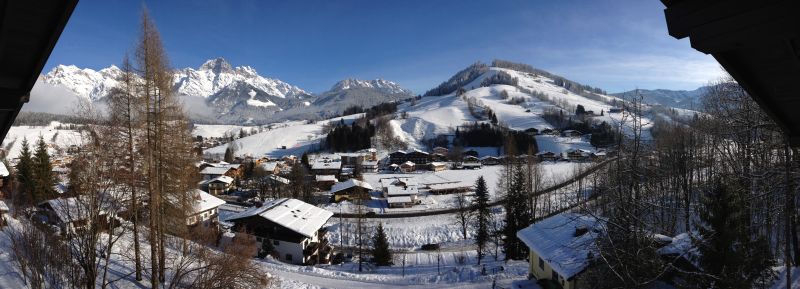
[192,124,249,138]
[2,122,82,159]
[203,114,363,158]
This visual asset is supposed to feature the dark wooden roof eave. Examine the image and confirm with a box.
[662,0,800,145]
[0,0,79,143]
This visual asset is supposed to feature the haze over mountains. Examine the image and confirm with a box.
[612,86,708,110]
[36,57,414,124]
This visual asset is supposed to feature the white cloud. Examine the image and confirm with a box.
[25,80,87,114]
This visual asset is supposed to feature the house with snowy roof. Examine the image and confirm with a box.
[329,178,374,202]
[226,198,334,265]
[517,213,602,289]
[200,175,234,195]
[380,178,420,208]
[536,151,561,162]
[565,148,593,162]
[311,155,342,176]
[199,163,241,180]
[184,189,226,228]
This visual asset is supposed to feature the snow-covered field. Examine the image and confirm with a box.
[2,122,82,159]
[203,114,363,158]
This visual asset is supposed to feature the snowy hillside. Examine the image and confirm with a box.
[2,122,82,159]
[391,63,654,151]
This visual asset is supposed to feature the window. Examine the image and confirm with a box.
[538,257,545,270]
[552,271,560,282]
[273,240,280,246]
[285,254,293,261]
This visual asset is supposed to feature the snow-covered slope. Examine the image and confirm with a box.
[392,63,654,150]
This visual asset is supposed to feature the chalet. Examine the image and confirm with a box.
[380,178,419,208]
[388,151,407,165]
[311,155,342,176]
[201,175,234,195]
[356,148,378,161]
[37,197,115,234]
[480,156,501,166]
[517,213,602,289]
[258,161,281,175]
[427,181,473,195]
[185,189,226,228]
[566,148,592,162]
[361,160,379,172]
[199,163,242,180]
[389,149,431,165]
[536,151,560,162]
[460,156,482,169]
[429,162,447,172]
[329,179,374,202]
[561,130,582,138]
[385,185,419,208]
[432,146,449,156]
[315,175,338,190]
[399,161,416,173]
[608,107,623,113]
[339,153,363,167]
[227,198,334,265]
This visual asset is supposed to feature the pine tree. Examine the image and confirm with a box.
[15,138,35,205]
[372,223,392,266]
[694,179,774,288]
[33,135,55,201]
[502,163,531,260]
[472,176,490,264]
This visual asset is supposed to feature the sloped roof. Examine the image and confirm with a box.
[330,179,374,194]
[386,185,419,196]
[226,198,333,238]
[191,189,225,213]
[387,196,413,204]
[517,213,602,279]
[200,166,232,175]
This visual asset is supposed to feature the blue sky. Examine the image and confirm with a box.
[45,0,723,94]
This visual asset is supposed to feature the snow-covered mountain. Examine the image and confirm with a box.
[42,64,123,102]
[38,58,414,124]
[311,78,413,116]
[172,57,310,99]
[611,87,707,110]
[328,78,412,95]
